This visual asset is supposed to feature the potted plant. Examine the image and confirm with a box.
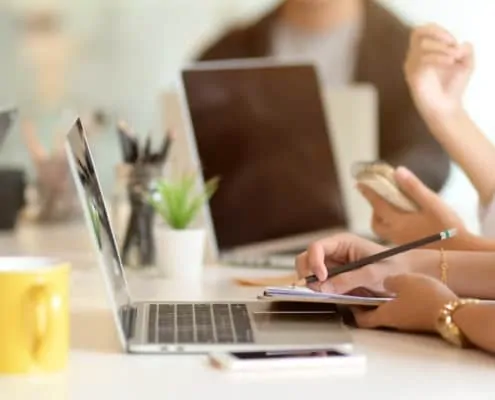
[147,173,219,279]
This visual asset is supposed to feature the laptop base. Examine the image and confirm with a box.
[127,300,353,354]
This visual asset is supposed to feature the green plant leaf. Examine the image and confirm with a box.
[204,176,220,200]
[147,173,219,230]
[155,182,171,217]
[180,177,220,228]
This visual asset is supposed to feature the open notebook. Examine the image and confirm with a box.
[260,286,495,307]
[259,286,392,306]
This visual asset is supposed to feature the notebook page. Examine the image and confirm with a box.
[262,286,495,306]
[262,286,392,306]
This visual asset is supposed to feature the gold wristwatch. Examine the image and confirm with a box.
[436,298,480,348]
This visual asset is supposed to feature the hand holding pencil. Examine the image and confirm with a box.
[294,230,456,295]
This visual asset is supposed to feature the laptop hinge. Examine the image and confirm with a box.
[120,304,137,340]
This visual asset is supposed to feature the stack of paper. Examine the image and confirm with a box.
[259,286,392,306]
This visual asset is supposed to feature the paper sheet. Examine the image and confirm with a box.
[261,286,495,307]
[261,286,392,306]
[233,274,297,287]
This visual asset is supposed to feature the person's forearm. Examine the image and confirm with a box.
[422,109,495,206]
[457,232,495,251]
[453,303,495,354]
[425,231,495,252]
[410,249,495,299]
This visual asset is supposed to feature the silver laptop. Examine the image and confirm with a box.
[65,117,353,354]
[177,59,348,269]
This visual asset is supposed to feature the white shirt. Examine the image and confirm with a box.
[270,19,362,87]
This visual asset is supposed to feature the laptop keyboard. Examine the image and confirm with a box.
[147,303,254,344]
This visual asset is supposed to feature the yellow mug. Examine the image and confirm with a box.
[0,257,70,374]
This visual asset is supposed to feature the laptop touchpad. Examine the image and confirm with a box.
[250,302,348,345]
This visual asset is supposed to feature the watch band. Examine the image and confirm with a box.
[436,298,480,348]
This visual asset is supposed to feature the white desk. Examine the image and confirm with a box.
[0,223,494,400]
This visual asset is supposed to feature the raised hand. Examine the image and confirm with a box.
[404,23,474,118]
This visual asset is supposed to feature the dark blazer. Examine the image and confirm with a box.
[196,1,450,193]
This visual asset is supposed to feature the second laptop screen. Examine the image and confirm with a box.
[182,62,347,250]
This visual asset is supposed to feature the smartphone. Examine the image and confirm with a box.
[209,349,366,371]
[352,160,419,212]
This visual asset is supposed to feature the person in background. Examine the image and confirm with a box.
[197,0,451,196]
[295,233,495,355]
[360,24,495,251]
[19,116,81,223]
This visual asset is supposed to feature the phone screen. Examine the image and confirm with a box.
[230,350,348,360]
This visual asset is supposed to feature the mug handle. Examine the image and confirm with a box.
[27,283,55,361]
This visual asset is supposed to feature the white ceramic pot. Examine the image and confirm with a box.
[155,227,206,280]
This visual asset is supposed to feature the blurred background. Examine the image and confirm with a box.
[0,0,493,233]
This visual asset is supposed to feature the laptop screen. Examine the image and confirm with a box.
[66,118,131,312]
[181,61,347,251]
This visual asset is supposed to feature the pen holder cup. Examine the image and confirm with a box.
[111,164,134,245]
[113,163,162,268]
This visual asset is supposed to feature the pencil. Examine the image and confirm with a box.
[296,228,457,286]
[157,130,174,164]
[117,120,137,163]
[143,133,151,162]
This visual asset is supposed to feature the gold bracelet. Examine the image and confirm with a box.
[436,298,480,348]
[439,247,448,285]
